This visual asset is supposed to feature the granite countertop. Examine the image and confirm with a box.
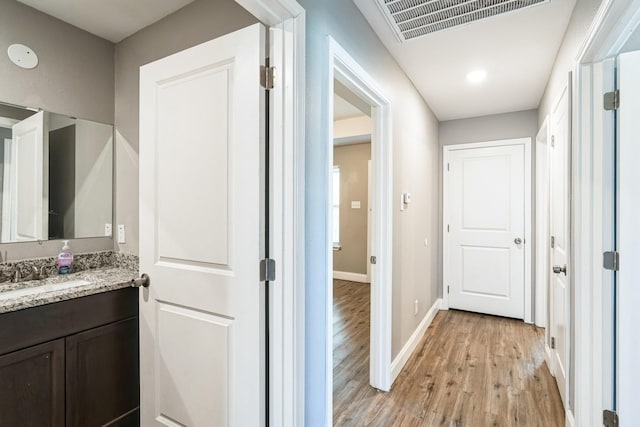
[0,266,138,314]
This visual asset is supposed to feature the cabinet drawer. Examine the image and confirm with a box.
[0,287,138,356]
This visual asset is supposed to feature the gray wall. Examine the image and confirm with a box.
[538,0,603,126]
[113,0,258,255]
[0,0,114,260]
[333,143,371,275]
[621,21,640,53]
[440,110,539,146]
[299,0,440,423]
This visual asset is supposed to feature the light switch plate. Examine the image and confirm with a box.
[117,224,126,244]
[105,223,112,237]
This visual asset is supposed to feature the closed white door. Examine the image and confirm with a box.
[445,141,527,319]
[617,49,640,422]
[8,111,48,242]
[139,23,266,426]
[549,85,570,407]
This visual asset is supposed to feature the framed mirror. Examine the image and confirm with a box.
[0,102,113,243]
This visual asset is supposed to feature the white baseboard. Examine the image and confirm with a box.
[566,409,575,427]
[391,298,442,382]
[544,343,554,377]
[333,271,369,283]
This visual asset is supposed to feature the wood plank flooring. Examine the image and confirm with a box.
[333,279,565,426]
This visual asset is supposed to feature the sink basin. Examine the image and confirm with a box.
[0,279,92,300]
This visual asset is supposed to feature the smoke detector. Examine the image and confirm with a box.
[376,0,550,42]
[7,44,38,69]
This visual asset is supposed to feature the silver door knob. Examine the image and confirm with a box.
[514,237,523,245]
[553,265,567,275]
[131,273,150,288]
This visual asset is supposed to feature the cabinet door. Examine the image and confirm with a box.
[0,339,65,427]
[66,317,140,427]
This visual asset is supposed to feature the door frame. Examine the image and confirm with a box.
[233,1,306,426]
[442,138,533,323]
[535,116,550,330]
[324,36,394,419]
[573,0,640,425]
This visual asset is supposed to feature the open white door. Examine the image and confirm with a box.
[549,85,570,407]
[7,111,48,242]
[617,49,640,423]
[139,23,266,426]
[445,139,529,320]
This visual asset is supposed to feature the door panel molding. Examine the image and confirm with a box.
[442,137,532,323]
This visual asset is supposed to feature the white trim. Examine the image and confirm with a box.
[572,1,640,424]
[325,36,394,424]
[233,1,306,426]
[391,299,441,381]
[442,138,533,323]
[545,343,555,378]
[566,409,576,427]
[333,271,369,283]
[535,116,550,329]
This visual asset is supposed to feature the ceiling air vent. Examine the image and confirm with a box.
[377,0,550,41]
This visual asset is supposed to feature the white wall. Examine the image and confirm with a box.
[299,0,440,423]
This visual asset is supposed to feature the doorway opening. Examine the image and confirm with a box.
[325,37,393,421]
[331,80,373,420]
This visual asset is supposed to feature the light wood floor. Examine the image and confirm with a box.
[333,279,565,426]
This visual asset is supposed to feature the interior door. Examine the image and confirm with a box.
[550,85,570,407]
[7,111,48,242]
[617,49,640,423]
[446,141,526,319]
[139,23,266,426]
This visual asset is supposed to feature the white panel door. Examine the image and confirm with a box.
[8,111,48,242]
[447,142,526,319]
[550,86,570,407]
[139,23,265,427]
[617,50,640,423]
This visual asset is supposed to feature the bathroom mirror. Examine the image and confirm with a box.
[0,102,113,243]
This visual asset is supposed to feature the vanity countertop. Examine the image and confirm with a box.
[0,267,138,314]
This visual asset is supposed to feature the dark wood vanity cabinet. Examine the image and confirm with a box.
[0,288,139,427]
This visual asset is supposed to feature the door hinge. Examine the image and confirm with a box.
[603,409,619,427]
[447,224,450,233]
[370,256,377,265]
[603,251,620,271]
[551,337,556,349]
[260,65,275,90]
[447,285,450,294]
[550,236,555,249]
[604,90,620,111]
[260,258,276,282]
[447,163,450,171]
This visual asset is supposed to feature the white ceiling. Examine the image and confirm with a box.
[17,0,196,43]
[334,94,364,121]
[354,0,577,121]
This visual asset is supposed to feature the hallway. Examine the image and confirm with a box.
[333,280,564,426]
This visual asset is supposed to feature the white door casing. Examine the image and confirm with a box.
[535,118,550,329]
[617,49,640,423]
[7,111,48,242]
[443,139,531,321]
[139,23,265,427]
[550,85,570,407]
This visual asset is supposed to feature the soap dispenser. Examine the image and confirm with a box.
[57,240,73,274]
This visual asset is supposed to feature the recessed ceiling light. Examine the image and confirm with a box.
[466,69,487,84]
[7,44,38,69]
